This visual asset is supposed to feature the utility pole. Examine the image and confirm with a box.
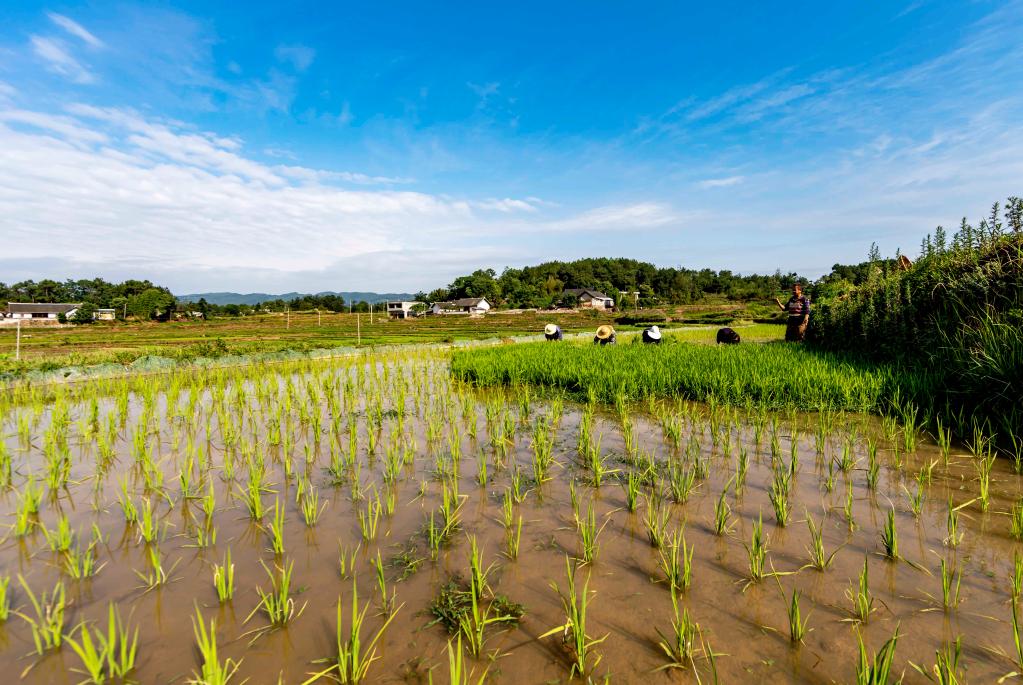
[15,319,21,361]
[317,309,321,326]
[286,306,290,329]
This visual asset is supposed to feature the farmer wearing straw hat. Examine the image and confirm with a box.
[775,283,811,342]
[642,325,662,344]
[544,323,563,341]
[593,325,616,345]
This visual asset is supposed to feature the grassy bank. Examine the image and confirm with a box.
[451,338,915,412]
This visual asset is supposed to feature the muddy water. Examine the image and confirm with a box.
[1,360,1021,684]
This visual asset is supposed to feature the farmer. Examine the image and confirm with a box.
[544,323,563,341]
[641,325,662,344]
[775,284,811,342]
[716,327,741,344]
[593,325,616,345]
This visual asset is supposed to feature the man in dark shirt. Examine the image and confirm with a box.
[775,284,810,342]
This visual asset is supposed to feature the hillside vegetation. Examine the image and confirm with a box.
[810,198,1022,443]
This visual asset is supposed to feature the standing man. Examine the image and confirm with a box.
[544,323,563,341]
[775,284,810,342]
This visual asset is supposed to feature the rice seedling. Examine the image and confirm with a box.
[505,514,523,560]
[246,559,305,634]
[744,513,769,585]
[135,545,179,590]
[300,486,325,526]
[855,624,900,685]
[213,549,235,603]
[804,512,838,571]
[713,483,733,536]
[357,494,382,542]
[880,508,899,560]
[338,543,360,579]
[302,579,399,685]
[266,498,287,555]
[786,588,811,644]
[539,556,607,679]
[42,514,74,553]
[655,587,700,670]
[644,497,670,548]
[576,502,607,564]
[0,575,9,622]
[769,468,792,526]
[1009,552,1023,609]
[667,462,697,504]
[905,479,925,518]
[16,576,66,654]
[847,556,874,623]
[910,637,962,685]
[138,497,160,544]
[190,607,243,685]
[65,603,139,684]
[939,558,961,611]
[658,528,693,593]
[372,550,397,615]
[621,469,641,513]
[844,483,856,531]
[238,478,266,521]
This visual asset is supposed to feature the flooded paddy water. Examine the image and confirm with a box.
[0,349,1020,683]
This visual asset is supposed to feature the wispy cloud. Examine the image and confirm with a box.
[274,44,315,71]
[697,175,744,189]
[30,35,95,83]
[47,12,104,48]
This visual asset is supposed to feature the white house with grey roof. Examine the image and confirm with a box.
[6,302,82,320]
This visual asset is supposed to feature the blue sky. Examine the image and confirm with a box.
[1,1,1021,293]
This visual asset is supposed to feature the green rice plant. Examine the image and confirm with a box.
[135,545,178,590]
[505,515,523,560]
[213,549,235,603]
[844,483,856,531]
[16,576,66,654]
[881,508,899,560]
[1011,500,1023,542]
[847,556,874,623]
[977,458,992,512]
[475,449,488,486]
[427,512,442,560]
[372,550,397,615]
[1012,550,1023,604]
[237,478,266,521]
[744,513,769,585]
[855,624,900,685]
[939,558,961,610]
[787,588,811,644]
[644,497,670,548]
[65,603,139,683]
[621,470,641,513]
[804,512,838,571]
[835,442,857,472]
[266,498,286,555]
[910,637,962,685]
[576,503,607,564]
[432,634,487,685]
[301,579,400,685]
[539,557,606,679]
[338,543,360,579]
[1012,602,1023,676]
[945,496,964,548]
[714,484,733,536]
[457,570,516,658]
[64,537,104,579]
[667,462,697,504]
[467,536,495,603]
[658,528,693,593]
[736,446,749,492]
[42,514,74,553]
[824,460,836,494]
[1009,432,1023,476]
[0,575,9,622]
[300,487,325,527]
[357,495,382,542]
[246,559,305,631]
[769,469,792,526]
[190,607,242,685]
[138,497,160,544]
[904,480,924,518]
[655,587,700,670]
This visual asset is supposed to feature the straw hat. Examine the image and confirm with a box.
[544,323,558,336]
[647,325,661,340]
[595,325,615,340]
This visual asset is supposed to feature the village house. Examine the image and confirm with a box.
[562,289,615,310]
[385,301,424,319]
[5,302,83,320]
[430,297,491,316]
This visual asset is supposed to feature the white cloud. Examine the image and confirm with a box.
[540,202,684,232]
[697,175,744,189]
[30,36,95,83]
[0,82,15,101]
[474,198,538,213]
[274,44,315,71]
[47,12,104,48]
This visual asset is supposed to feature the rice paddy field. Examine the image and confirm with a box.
[0,335,1020,684]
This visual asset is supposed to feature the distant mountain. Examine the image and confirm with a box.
[176,291,416,306]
